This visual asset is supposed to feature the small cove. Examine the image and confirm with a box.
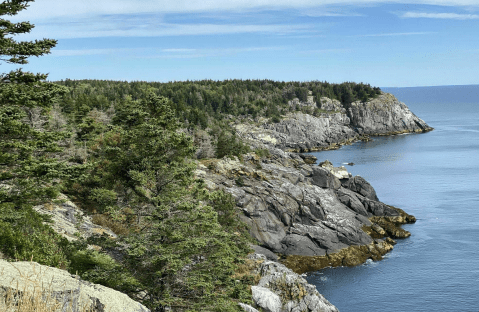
[306,86,479,312]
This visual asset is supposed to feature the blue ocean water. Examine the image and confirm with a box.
[306,85,479,312]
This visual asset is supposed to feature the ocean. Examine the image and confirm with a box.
[306,85,479,312]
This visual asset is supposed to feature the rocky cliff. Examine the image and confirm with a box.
[198,151,415,274]
[234,92,432,152]
[200,92,428,274]
[346,92,431,135]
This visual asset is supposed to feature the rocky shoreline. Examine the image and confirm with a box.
[197,92,431,311]
[1,92,430,311]
[198,152,417,272]
[233,92,433,153]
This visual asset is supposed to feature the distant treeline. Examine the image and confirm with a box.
[55,79,381,128]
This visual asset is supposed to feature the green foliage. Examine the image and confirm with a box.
[0,1,57,65]
[0,204,71,268]
[254,148,271,158]
[54,79,382,131]
[235,176,245,187]
[0,0,87,206]
[0,0,88,271]
[215,130,251,159]
[65,92,253,310]
[69,249,140,291]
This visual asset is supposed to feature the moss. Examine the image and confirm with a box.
[370,127,434,137]
[281,241,395,274]
[282,207,415,274]
[271,278,308,304]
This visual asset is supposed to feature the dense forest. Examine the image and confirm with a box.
[55,79,381,128]
[52,79,381,161]
[0,1,383,311]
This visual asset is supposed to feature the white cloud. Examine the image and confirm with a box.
[300,48,352,53]
[401,12,479,19]
[21,22,312,39]
[359,31,436,37]
[301,8,364,17]
[12,0,479,21]
[50,46,287,59]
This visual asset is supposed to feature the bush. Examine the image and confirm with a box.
[69,249,140,291]
[216,130,250,159]
[0,204,71,269]
[254,148,270,158]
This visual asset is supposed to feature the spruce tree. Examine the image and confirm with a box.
[1,0,69,208]
[84,94,253,310]
[0,0,85,266]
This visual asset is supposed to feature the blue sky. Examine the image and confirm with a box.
[5,0,479,87]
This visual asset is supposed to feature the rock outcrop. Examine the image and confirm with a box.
[0,259,149,312]
[33,193,117,242]
[346,93,431,135]
[198,149,416,272]
[239,253,339,312]
[234,92,432,152]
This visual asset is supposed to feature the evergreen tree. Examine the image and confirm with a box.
[0,0,86,265]
[85,94,252,310]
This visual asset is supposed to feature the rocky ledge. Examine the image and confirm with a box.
[234,92,433,152]
[239,253,339,312]
[0,259,149,312]
[197,151,416,274]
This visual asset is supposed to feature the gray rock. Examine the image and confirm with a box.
[239,302,261,312]
[346,93,432,135]
[33,193,117,242]
[311,166,341,190]
[251,245,279,261]
[0,260,149,312]
[299,154,317,164]
[336,187,368,217]
[341,176,379,201]
[201,94,426,260]
[235,92,431,153]
[248,253,267,261]
[251,286,282,312]
[256,260,339,312]
[280,234,326,256]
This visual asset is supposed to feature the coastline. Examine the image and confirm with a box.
[281,206,416,274]
[215,92,432,311]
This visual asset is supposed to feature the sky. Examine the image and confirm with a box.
[3,0,479,87]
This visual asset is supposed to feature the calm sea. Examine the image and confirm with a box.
[306,85,479,312]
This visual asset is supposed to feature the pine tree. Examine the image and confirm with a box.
[84,94,253,310]
[0,0,86,266]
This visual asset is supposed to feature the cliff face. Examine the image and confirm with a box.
[234,92,432,152]
[198,151,415,272]
[202,92,427,273]
[346,93,431,135]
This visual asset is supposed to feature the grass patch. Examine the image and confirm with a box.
[0,263,95,312]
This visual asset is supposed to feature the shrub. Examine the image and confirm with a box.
[254,148,271,158]
[216,130,250,159]
[69,249,140,291]
[0,205,71,269]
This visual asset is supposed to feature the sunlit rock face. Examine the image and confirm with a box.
[199,151,413,261]
[0,260,149,312]
[234,92,432,153]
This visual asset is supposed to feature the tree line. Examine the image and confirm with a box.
[55,79,381,128]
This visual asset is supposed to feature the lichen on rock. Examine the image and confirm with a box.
[243,254,339,312]
[0,260,149,312]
